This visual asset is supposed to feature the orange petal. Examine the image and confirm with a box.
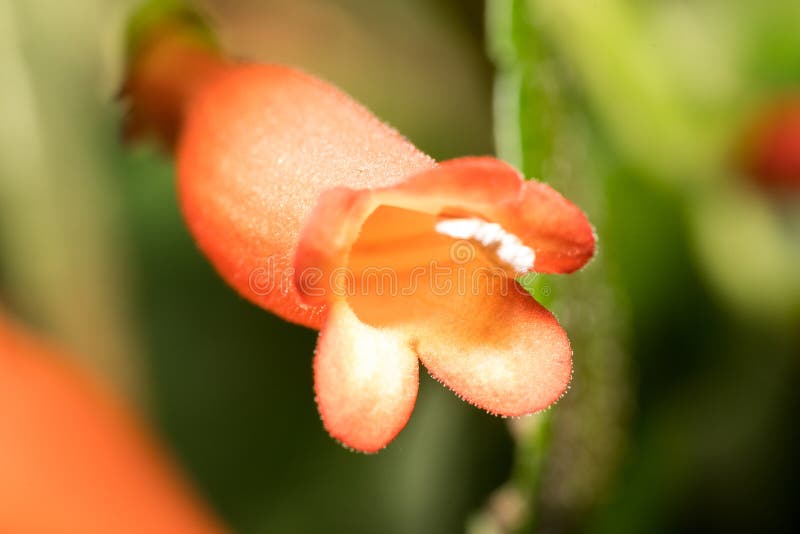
[499,180,596,274]
[178,64,434,329]
[412,280,573,416]
[295,158,525,303]
[314,302,419,453]
[295,157,595,305]
[294,187,375,307]
[388,157,523,214]
[344,259,573,416]
[0,316,226,534]
[386,158,594,275]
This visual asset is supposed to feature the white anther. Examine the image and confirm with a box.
[435,217,535,273]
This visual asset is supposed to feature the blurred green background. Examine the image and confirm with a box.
[1,0,798,533]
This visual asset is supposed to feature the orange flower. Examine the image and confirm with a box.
[0,314,226,534]
[176,65,595,452]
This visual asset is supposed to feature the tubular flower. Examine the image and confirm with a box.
[0,314,226,534]
[176,65,595,452]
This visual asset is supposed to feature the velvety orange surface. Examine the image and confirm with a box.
[178,65,435,328]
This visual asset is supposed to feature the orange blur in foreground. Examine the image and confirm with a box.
[0,314,226,534]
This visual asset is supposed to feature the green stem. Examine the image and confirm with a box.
[473,1,631,532]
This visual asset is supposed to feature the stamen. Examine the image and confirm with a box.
[435,217,535,273]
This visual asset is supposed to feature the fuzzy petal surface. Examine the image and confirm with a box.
[314,301,419,453]
[411,280,573,416]
[178,64,434,328]
[344,261,573,416]
[498,180,596,273]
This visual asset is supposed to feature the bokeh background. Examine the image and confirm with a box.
[1,0,798,533]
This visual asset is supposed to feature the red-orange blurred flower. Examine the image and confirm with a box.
[740,95,800,190]
[0,314,226,534]
[175,65,595,452]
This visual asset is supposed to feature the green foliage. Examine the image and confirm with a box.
[485,1,800,532]
[125,0,218,61]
